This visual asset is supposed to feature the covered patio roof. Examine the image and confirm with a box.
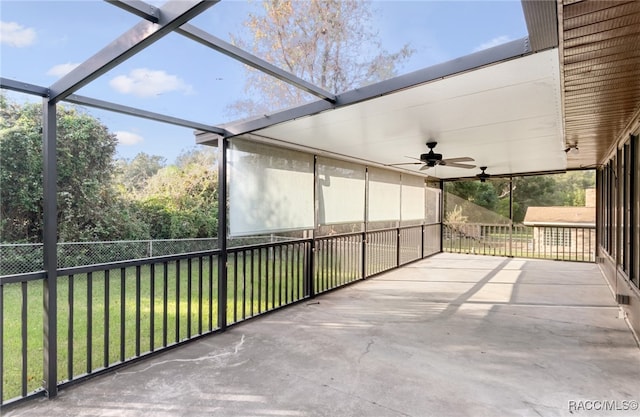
[3,0,639,180]
[221,46,565,179]
[196,0,640,180]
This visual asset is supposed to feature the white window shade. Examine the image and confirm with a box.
[317,157,365,225]
[368,167,400,222]
[425,187,442,224]
[228,139,314,236]
[401,174,426,221]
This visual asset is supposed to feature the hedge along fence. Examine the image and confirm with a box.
[0,239,220,276]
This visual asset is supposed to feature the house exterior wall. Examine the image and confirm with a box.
[597,126,640,338]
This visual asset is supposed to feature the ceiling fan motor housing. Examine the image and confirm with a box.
[420,151,443,162]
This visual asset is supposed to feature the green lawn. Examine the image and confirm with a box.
[1,247,366,403]
[1,252,307,402]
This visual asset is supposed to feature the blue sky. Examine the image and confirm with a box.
[1,0,527,163]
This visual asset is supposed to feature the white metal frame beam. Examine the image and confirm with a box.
[49,0,218,102]
[210,37,533,141]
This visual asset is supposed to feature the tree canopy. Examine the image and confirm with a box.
[229,0,413,116]
[0,96,132,242]
[0,95,219,243]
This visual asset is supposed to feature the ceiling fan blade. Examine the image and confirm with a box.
[404,155,423,162]
[442,162,476,169]
[442,157,474,163]
[419,164,432,171]
[386,162,423,166]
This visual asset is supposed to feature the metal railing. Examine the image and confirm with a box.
[315,232,363,293]
[1,224,439,407]
[443,223,595,262]
[227,240,310,324]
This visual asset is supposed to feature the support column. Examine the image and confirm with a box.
[439,180,444,253]
[362,167,369,278]
[217,138,228,330]
[596,167,601,260]
[308,156,317,298]
[509,177,514,257]
[42,98,57,398]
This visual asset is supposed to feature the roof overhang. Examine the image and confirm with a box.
[197,0,640,180]
[523,222,595,228]
[199,44,564,179]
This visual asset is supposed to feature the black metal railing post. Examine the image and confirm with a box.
[439,180,444,253]
[361,232,367,279]
[396,227,401,267]
[308,239,315,298]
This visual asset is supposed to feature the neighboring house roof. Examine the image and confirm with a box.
[523,206,595,227]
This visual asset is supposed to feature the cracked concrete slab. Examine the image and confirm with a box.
[6,254,640,417]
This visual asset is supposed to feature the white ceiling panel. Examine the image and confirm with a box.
[255,49,563,179]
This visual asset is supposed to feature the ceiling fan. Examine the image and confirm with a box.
[389,141,476,171]
[476,166,491,182]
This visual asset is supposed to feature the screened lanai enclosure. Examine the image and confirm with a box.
[1,0,640,411]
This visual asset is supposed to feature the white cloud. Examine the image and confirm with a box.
[473,35,512,52]
[0,21,36,47]
[109,68,193,98]
[46,62,80,77]
[115,131,144,146]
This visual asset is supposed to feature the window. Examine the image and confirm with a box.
[544,228,571,247]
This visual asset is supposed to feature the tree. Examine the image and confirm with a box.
[445,171,596,224]
[229,0,413,116]
[138,162,218,239]
[553,170,595,206]
[511,175,559,223]
[175,146,217,170]
[0,95,144,242]
[445,181,500,211]
[115,152,166,195]
[0,95,43,242]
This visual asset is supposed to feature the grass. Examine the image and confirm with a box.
[1,246,367,403]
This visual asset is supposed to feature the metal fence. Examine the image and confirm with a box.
[443,223,595,262]
[0,238,219,276]
[1,224,438,408]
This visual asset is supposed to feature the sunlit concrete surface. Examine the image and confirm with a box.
[7,254,640,417]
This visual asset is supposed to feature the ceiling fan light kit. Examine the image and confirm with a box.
[476,166,491,182]
[564,143,579,155]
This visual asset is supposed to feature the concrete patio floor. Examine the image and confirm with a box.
[7,253,640,417]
